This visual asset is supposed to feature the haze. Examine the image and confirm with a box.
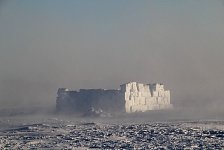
[0,0,224,114]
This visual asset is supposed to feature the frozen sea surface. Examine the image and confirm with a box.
[0,115,224,149]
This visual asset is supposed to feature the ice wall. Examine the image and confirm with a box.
[120,82,172,113]
[56,82,172,114]
[56,88,124,113]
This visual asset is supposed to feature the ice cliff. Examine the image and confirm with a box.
[121,82,172,113]
[56,82,172,114]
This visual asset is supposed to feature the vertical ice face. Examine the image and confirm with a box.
[121,82,172,113]
[56,82,172,113]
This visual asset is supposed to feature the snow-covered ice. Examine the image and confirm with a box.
[0,116,224,149]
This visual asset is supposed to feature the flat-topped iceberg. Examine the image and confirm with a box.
[56,82,173,114]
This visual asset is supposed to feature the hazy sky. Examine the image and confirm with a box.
[0,0,224,110]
